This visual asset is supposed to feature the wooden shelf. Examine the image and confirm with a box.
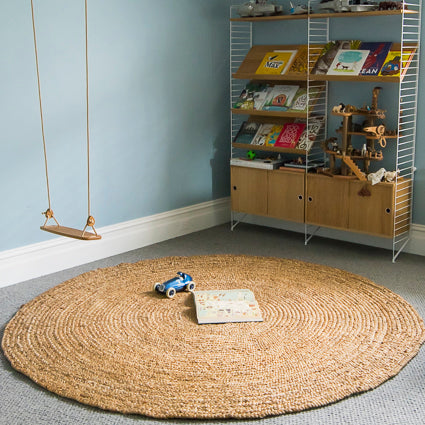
[232,142,308,155]
[233,43,416,83]
[324,150,384,161]
[230,10,418,23]
[231,108,308,119]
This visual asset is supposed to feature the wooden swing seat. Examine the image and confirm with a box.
[41,225,101,241]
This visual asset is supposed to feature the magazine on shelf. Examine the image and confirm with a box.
[230,157,284,170]
[255,50,297,75]
[193,289,263,324]
[262,85,300,111]
[359,42,392,76]
[327,49,370,76]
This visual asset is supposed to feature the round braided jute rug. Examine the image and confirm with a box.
[2,255,425,419]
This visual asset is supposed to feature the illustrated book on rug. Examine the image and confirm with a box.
[255,50,297,75]
[327,49,370,76]
[193,289,263,324]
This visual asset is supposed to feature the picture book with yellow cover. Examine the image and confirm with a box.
[378,48,416,77]
[256,50,297,75]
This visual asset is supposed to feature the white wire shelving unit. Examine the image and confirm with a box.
[229,0,421,261]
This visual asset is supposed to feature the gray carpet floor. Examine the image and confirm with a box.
[1,223,424,425]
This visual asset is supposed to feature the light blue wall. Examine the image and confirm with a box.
[0,0,231,251]
[1,2,424,253]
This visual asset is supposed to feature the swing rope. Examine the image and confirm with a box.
[30,0,100,240]
[30,0,53,217]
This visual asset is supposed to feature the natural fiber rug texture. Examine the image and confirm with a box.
[2,255,425,419]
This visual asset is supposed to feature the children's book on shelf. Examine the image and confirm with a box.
[286,87,321,113]
[359,42,392,76]
[327,49,370,76]
[262,85,299,111]
[233,121,261,145]
[264,124,284,146]
[294,116,325,151]
[287,45,309,75]
[233,82,270,110]
[193,289,263,325]
[311,40,361,75]
[255,50,297,75]
[274,122,306,148]
[378,48,416,77]
[230,157,284,170]
[251,123,275,146]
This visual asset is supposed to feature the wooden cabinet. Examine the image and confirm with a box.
[306,174,349,229]
[231,167,268,216]
[231,167,305,222]
[305,175,411,238]
[268,170,304,222]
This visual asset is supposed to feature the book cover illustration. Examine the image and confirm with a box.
[193,289,263,324]
[233,82,270,110]
[295,116,325,151]
[251,123,275,146]
[255,50,297,75]
[378,48,416,77]
[311,40,361,75]
[265,124,284,146]
[287,45,309,75]
[327,49,370,75]
[233,121,261,145]
[262,85,300,111]
[359,42,392,76]
[274,122,306,148]
[286,87,320,113]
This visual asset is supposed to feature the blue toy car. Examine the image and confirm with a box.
[153,272,196,298]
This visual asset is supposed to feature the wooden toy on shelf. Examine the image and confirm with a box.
[322,86,397,179]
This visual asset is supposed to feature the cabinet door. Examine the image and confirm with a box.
[348,181,395,237]
[306,175,349,229]
[268,170,305,222]
[231,166,268,216]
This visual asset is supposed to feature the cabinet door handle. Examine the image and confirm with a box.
[298,195,303,200]
[308,196,313,202]
[233,186,237,191]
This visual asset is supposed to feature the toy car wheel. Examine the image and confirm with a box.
[153,282,161,292]
[186,282,196,292]
[166,288,176,298]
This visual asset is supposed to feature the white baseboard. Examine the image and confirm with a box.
[238,214,425,258]
[1,199,423,289]
[0,198,231,289]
